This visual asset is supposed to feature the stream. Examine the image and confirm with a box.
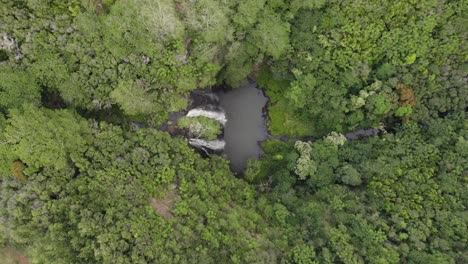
[163,81,382,174]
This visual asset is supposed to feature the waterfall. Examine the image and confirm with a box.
[186,108,227,125]
[203,93,220,104]
[189,139,226,151]
[191,91,220,105]
[184,91,228,156]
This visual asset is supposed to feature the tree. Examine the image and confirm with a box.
[110,80,161,116]
[3,105,90,171]
[0,1,466,263]
[336,164,362,186]
[251,9,290,59]
[324,132,347,146]
[0,65,41,111]
[138,0,185,41]
[178,116,222,140]
[294,141,316,179]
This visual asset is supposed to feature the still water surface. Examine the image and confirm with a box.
[218,81,269,173]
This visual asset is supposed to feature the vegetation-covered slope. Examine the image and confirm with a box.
[0,0,466,263]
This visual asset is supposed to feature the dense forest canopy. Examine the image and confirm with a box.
[0,0,466,263]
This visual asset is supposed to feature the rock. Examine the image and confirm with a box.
[0,33,17,51]
[50,23,57,31]
[142,55,151,64]
[0,33,22,60]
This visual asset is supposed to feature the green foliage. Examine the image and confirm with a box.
[244,159,262,183]
[336,164,362,186]
[294,141,316,180]
[25,0,82,15]
[178,116,222,140]
[324,132,347,146]
[0,117,280,262]
[290,244,319,264]
[404,54,417,65]
[232,0,266,28]
[0,1,466,263]
[395,105,413,117]
[257,69,311,136]
[3,105,90,170]
[253,116,466,263]
[0,50,8,62]
[27,50,70,91]
[138,0,185,41]
[259,0,467,136]
[0,65,41,111]
[251,9,290,59]
[181,0,231,43]
[110,79,186,116]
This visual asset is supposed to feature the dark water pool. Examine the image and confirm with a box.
[218,81,269,173]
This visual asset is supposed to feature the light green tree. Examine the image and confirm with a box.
[251,9,290,59]
[4,105,90,171]
[178,116,222,140]
[336,164,361,186]
[294,141,317,180]
[0,65,41,111]
[324,132,347,146]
